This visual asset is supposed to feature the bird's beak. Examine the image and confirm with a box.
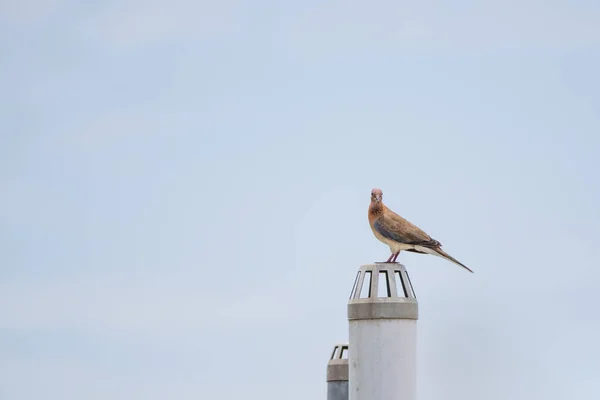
[375,196,382,202]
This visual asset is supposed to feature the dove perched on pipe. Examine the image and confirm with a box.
[368,188,473,273]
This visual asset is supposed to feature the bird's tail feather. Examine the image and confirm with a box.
[432,248,474,273]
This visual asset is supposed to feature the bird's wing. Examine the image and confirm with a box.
[373,209,440,248]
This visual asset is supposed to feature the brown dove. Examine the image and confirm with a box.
[368,188,473,273]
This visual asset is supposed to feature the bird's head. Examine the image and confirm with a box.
[370,188,383,203]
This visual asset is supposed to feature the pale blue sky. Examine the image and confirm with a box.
[1,1,600,399]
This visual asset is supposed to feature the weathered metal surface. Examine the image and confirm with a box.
[327,381,349,400]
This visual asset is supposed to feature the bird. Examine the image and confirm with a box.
[368,188,473,273]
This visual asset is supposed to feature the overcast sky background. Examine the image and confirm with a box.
[2,1,600,399]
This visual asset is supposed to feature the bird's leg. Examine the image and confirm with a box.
[391,251,400,263]
[385,253,395,263]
